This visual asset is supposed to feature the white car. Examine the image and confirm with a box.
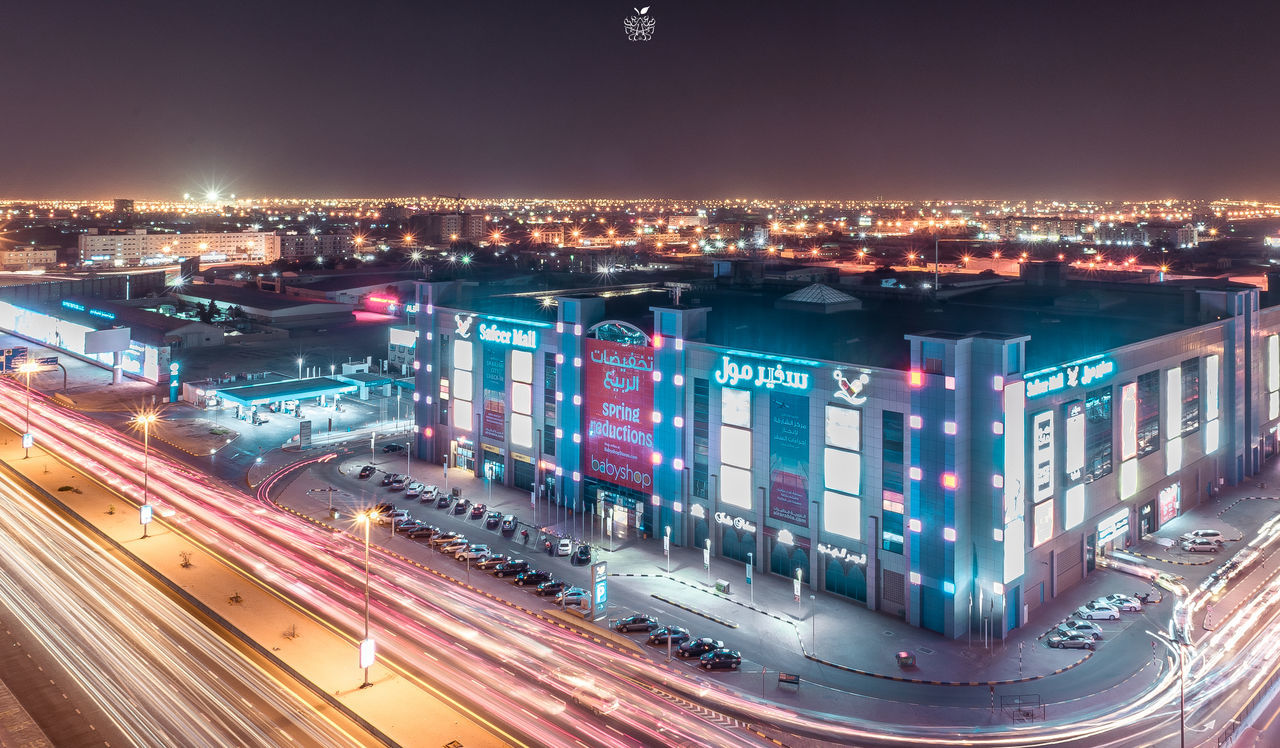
[422,485,440,499]
[556,538,573,556]
[1099,594,1141,612]
[1180,529,1224,544]
[405,482,425,498]
[456,544,491,561]
[379,509,410,526]
[1075,602,1120,620]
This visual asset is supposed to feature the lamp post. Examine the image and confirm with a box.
[665,525,672,574]
[297,357,304,380]
[18,361,39,458]
[357,510,375,688]
[747,551,754,606]
[405,441,411,479]
[133,412,158,538]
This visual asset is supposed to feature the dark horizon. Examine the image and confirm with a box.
[3,1,1279,200]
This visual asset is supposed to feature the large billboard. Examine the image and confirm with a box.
[583,338,654,492]
[769,391,810,526]
[482,345,506,441]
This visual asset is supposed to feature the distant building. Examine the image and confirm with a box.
[78,230,280,266]
[409,213,486,243]
[532,226,565,245]
[0,246,57,270]
[667,214,708,229]
[277,232,356,261]
[1094,222,1148,247]
[1176,224,1199,249]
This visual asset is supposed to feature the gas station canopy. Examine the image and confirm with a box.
[214,377,357,408]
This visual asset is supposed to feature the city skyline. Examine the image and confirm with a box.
[4,1,1280,199]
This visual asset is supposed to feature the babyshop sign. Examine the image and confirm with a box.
[1025,356,1115,399]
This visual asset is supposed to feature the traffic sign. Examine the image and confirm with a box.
[591,561,608,619]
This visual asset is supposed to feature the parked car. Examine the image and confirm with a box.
[500,515,517,533]
[407,524,439,540]
[358,465,375,480]
[648,626,691,646]
[436,494,453,509]
[389,476,407,491]
[1099,594,1142,612]
[379,509,410,526]
[493,560,531,577]
[699,649,741,670]
[440,538,471,554]
[456,544,491,561]
[678,637,725,658]
[421,485,440,500]
[1180,529,1224,544]
[470,503,487,519]
[476,554,510,570]
[1182,538,1221,553]
[429,531,463,546]
[484,511,502,529]
[536,579,567,596]
[405,482,425,498]
[554,587,588,605]
[1055,619,1103,640]
[380,473,401,487]
[382,443,406,453]
[571,545,592,565]
[371,502,395,516]
[395,519,426,533]
[1075,602,1120,620]
[556,538,573,556]
[1047,632,1096,650]
[514,570,552,587]
[613,614,660,633]
[452,500,470,515]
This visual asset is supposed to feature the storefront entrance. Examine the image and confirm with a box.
[512,455,534,491]
[482,446,505,485]
[452,439,476,472]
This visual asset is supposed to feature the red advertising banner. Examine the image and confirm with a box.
[583,338,654,492]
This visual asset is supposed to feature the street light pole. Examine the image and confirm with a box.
[20,362,38,459]
[1178,642,1185,748]
[665,525,672,574]
[359,510,373,688]
[297,357,303,380]
[134,412,158,539]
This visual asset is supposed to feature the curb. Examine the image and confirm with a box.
[800,649,1093,687]
[1125,549,1215,566]
[651,594,740,628]
[1217,496,1279,519]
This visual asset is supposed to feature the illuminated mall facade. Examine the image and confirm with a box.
[411,266,1280,638]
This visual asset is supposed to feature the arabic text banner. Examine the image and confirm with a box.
[769,391,810,526]
[583,338,654,492]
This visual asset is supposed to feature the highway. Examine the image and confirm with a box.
[0,378,770,748]
[4,376,1280,747]
[0,463,371,748]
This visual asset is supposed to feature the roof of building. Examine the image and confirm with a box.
[287,272,423,292]
[429,266,1260,371]
[778,283,857,305]
[32,297,221,346]
[175,284,344,310]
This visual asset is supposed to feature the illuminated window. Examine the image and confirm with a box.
[823,490,861,540]
[909,414,922,429]
[825,448,862,495]
[944,421,956,435]
[720,425,751,468]
[943,527,956,542]
[721,387,751,428]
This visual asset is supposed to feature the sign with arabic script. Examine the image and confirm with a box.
[583,338,655,491]
[713,355,810,391]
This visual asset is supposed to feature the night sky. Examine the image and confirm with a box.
[3,1,1279,199]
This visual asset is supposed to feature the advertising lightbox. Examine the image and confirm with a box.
[768,392,810,526]
[582,338,654,491]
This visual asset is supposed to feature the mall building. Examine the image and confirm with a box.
[410,262,1280,638]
